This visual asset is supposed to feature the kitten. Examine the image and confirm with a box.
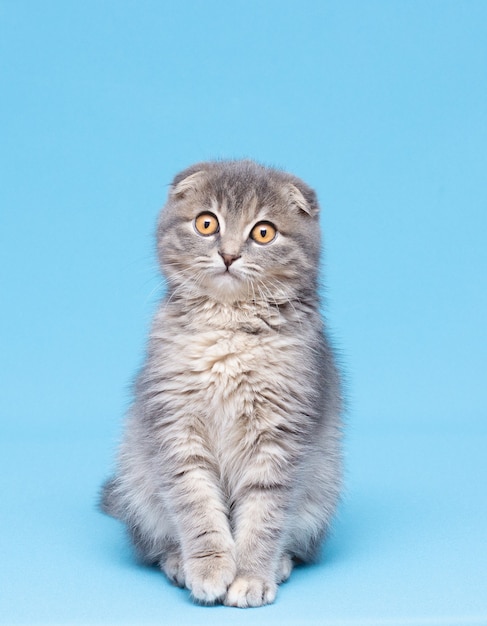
[101,160,343,608]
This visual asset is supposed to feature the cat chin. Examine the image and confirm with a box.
[204,273,249,304]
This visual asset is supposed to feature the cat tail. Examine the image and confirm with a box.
[99,476,122,519]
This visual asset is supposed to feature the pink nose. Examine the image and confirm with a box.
[219,252,240,268]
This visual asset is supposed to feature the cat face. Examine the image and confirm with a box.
[157,161,321,304]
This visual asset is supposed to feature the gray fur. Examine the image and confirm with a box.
[101,160,343,607]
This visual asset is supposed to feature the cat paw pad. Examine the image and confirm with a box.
[224,576,277,608]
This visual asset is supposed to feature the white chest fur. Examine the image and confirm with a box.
[148,301,306,438]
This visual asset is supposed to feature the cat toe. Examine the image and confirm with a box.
[224,576,277,608]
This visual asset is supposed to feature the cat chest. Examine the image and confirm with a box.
[181,331,268,383]
[164,329,297,406]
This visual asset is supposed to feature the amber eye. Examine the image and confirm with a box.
[194,212,219,236]
[250,221,277,244]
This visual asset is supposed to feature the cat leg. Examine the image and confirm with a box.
[179,491,236,603]
[224,494,282,609]
[224,499,283,609]
[160,435,236,604]
[224,445,297,607]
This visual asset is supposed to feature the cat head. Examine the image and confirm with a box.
[157,160,321,305]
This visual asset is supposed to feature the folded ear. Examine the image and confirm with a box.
[285,182,319,217]
[170,167,208,198]
[171,170,206,198]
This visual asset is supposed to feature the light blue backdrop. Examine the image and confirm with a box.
[1,2,486,624]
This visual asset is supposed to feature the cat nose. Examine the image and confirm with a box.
[219,251,241,268]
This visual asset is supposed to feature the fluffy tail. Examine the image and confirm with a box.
[99,476,121,518]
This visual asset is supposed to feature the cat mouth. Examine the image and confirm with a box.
[211,267,245,293]
[218,269,239,280]
[214,265,239,278]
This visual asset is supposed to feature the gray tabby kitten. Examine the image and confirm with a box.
[101,160,342,608]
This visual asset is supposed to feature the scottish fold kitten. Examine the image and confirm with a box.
[101,160,342,607]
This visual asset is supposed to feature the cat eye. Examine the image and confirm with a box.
[250,221,277,245]
[194,212,220,236]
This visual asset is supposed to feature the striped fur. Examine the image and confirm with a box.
[101,160,343,607]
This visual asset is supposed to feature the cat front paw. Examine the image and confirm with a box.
[224,575,277,608]
[185,552,236,604]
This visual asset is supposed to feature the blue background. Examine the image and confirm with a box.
[1,1,486,624]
